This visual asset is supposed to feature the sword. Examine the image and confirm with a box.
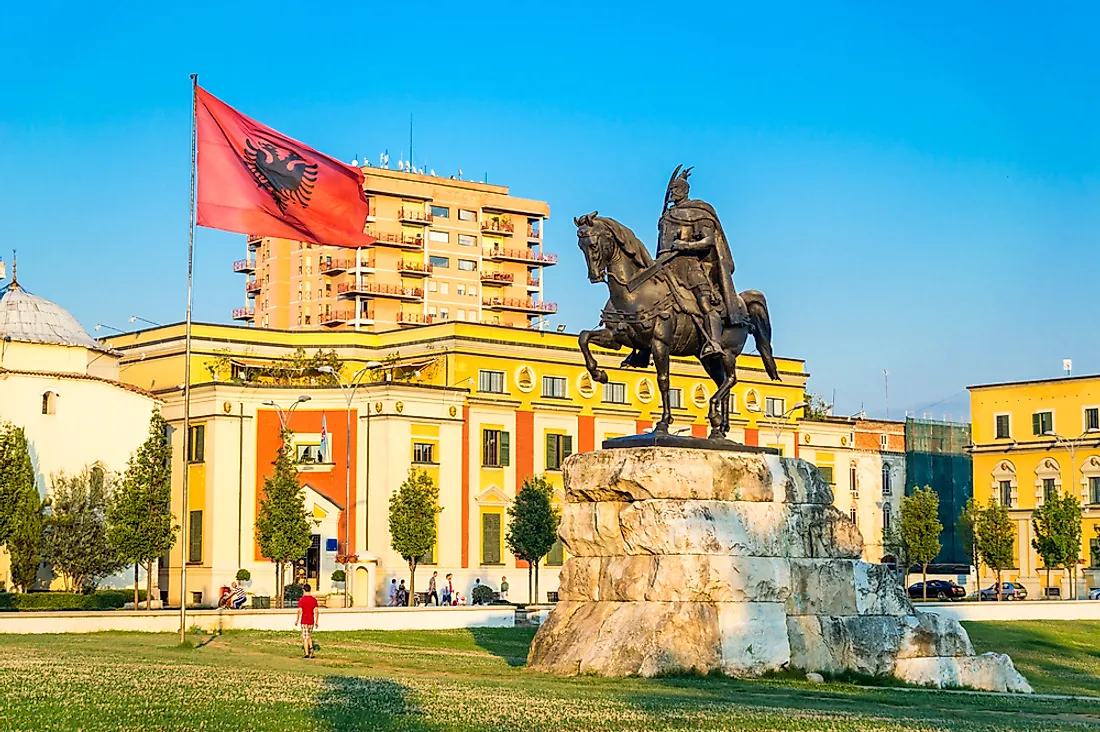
[626,249,679,292]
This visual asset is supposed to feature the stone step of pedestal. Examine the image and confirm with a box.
[559,500,862,559]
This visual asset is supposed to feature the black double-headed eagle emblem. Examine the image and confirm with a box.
[243,136,318,212]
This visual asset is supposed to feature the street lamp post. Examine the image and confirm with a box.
[766,401,809,454]
[1042,428,1099,600]
[319,362,383,608]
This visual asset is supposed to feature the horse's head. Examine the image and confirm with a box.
[575,211,614,283]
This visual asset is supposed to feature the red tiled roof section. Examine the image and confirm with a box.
[0,368,161,401]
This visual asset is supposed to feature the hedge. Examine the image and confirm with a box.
[0,589,149,612]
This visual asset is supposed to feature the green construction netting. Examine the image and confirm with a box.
[905,418,973,566]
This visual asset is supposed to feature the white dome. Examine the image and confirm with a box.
[0,283,113,354]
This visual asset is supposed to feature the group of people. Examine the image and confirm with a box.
[216,581,247,610]
[386,572,511,606]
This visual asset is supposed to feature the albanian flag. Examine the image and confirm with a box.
[195,86,375,248]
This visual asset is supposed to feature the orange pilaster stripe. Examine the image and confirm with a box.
[744,428,759,446]
[461,405,470,569]
[578,414,595,453]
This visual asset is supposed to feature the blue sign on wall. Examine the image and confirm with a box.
[325,539,339,552]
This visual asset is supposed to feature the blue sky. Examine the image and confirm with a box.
[2,2,1097,420]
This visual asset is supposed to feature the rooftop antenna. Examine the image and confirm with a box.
[351,153,359,166]
[10,249,16,287]
[884,369,889,419]
[1064,358,1073,377]
[409,113,414,171]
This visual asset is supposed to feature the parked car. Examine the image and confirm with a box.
[907,580,967,601]
[978,582,1029,601]
[1088,588,1100,600]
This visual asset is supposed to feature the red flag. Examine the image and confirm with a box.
[195,86,375,248]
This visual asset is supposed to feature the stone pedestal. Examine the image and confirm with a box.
[528,448,1032,693]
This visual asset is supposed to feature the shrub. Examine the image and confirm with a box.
[331,569,345,583]
[0,589,147,611]
[235,568,251,582]
[283,583,305,604]
[471,584,495,606]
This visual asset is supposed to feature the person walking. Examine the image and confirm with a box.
[428,571,439,606]
[295,583,319,659]
[389,578,398,606]
[500,576,509,602]
[442,573,455,606]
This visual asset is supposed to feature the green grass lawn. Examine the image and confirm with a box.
[2,622,1100,731]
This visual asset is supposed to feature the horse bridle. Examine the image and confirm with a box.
[580,224,630,287]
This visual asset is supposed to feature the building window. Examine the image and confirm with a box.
[428,281,437,292]
[880,433,888,450]
[430,205,449,219]
[765,397,785,418]
[603,382,627,404]
[883,504,892,531]
[296,443,324,464]
[995,414,1011,439]
[849,465,857,493]
[478,370,505,394]
[413,442,435,464]
[1033,411,1053,436]
[457,309,466,321]
[458,209,477,222]
[849,506,857,525]
[304,315,311,325]
[41,391,56,415]
[482,429,510,467]
[439,308,449,320]
[187,424,205,463]
[429,255,450,269]
[429,230,449,244]
[542,375,567,399]
[817,465,835,485]
[458,259,477,271]
[546,433,573,471]
[882,466,891,495]
[999,480,1013,507]
[1043,478,1057,503]
[440,282,449,295]
[481,511,502,565]
[546,538,564,567]
[457,285,466,296]
[668,388,683,409]
[1089,476,1100,504]
[1087,408,1100,432]
[188,510,203,564]
[458,234,477,247]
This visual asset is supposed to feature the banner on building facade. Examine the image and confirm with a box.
[194,86,376,248]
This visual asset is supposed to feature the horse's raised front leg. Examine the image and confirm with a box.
[578,327,619,384]
[650,338,672,434]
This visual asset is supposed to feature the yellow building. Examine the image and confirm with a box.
[969,374,1100,597]
[108,321,806,606]
[234,167,554,332]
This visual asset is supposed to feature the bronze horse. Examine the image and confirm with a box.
[575,212,780,439]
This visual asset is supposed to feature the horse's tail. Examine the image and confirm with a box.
[742,289,780,381]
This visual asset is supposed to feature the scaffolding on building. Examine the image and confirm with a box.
[905,417,973,567]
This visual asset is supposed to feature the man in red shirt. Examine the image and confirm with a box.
[295,584,319,659]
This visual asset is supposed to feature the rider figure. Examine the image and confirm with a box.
[657,166,745,358]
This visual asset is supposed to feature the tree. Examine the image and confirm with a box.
[43,467,123,591]
[899,486,942,600]
[802,392,832,420]
[1031,498,1064,598]
[506,476,561,605]
[255,432,313,608]
[975,499,1016,601]
[957,497,980,572]
[1053,492,1082,600]
[0,423,36,545]
[108,410,178,610]
[8,485,46,591]
[388,469,441,606]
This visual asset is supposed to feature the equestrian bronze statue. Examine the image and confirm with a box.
[576,166,780,440]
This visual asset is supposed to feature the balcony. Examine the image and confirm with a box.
[246,235,263,250]
[527,225,541,240]
[480,270,514,286]
[482,297,557,314]
[526,274,541,290]
[246,279,262,295]
[398,259,433,277]
[484,247,558,265]
[319,257,352,275]
[348,256,376,272]
[231,306,255,321]
[398,208,433,225]
[367,230,424,250]
[233,258,256,273]
[319,309,353,327]
[397,312,435,326]
[337,281,424,301]
[481,219,515,236]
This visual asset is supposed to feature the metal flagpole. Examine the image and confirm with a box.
[180,73,198,644]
